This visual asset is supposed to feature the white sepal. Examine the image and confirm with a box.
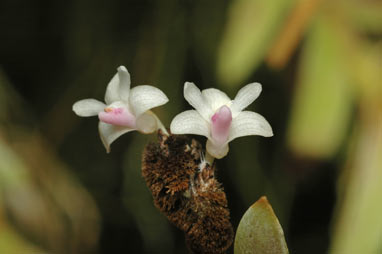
[231,83,262,117]
[201,88,231,112]
[183,82,213,121]
[117,66,131,101]
[229,111,273,142]
[170,110,210,137]
[129,85,169,117]
[105,73,120,105]
[72,99,106,117]
[98,122,135,153]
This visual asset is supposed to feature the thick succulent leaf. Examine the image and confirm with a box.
[217,0,294,88]
[286,16,353,159]
[235,196,288,254]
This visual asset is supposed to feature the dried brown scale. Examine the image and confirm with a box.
[142,131,233,254]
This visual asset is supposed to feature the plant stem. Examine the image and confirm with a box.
[205,151,215,165]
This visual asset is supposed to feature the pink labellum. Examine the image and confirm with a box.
[98,107,136,128]
[211,105,232,145]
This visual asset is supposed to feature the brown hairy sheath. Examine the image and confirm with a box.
[142,131,233,254]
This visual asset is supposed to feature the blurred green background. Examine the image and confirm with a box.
[0,0,381,253]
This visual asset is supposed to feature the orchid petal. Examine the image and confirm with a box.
[184,82,213,121]
[98,122,135,153]
[72,99,106,117]
[228,111,273,142]
[201,88,231,112]
[104,66,131,104]
[231,83,262,117]
[206,139,229,159]
[170,110,210,138]
[136,112,158,134]
[117,66,131,101]
[129,85,169,117]
[105,72,120,104]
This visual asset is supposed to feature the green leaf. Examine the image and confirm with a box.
[286,15,353,159]
[342,0,382,34]
[0,210,44,254]
[235,196,289,254]
[330,117,382,253]
[216,0,294,89]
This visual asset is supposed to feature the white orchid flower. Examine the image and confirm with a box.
[170,82,273,160]
[73,66,169,152]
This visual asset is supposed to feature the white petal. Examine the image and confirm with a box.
[183,82,213,121]
[231,83,262,117]
[98,122,135,153]
[170,110,210,138]
[228,111,273,142]
[105,72,120,104]
[72,99,105,117]
[201,88,231,112]
[206,139,229,159]
[129,85,169,117]
[136,112,157,134]
[104,66,131,104]
[117,66,131,101]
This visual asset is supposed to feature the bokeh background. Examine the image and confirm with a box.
[0,0,381,253]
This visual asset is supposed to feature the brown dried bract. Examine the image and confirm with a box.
[142,131,233,254]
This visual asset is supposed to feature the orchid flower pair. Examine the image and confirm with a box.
[73,66,273,160]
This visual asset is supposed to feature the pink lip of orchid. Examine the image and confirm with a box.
[170,82,273,160]
[98,107,137,128]
[211,105,233,146]
[72,66,169,153]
